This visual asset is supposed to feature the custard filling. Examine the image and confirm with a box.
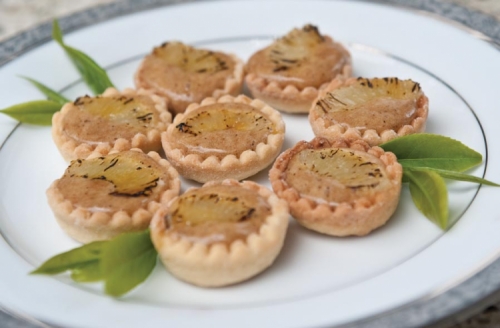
[164,185,270,245]
[61,95,160,143]
[313,78,422,133]
[57,151,167,213]
[246,24,349,90]
[170,103,276,157]
[284,148,392,204]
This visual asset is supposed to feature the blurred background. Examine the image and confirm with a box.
[1,0,500,327]
[0,0,500,42]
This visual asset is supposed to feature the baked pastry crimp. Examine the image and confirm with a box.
[245,24,351,113]
[135,41,244,115]
[270,137,402,236]
[309,77,429,146]
[150,179,289,287]
[47,149,181,243]
[52,88,171,161]
[162,95,285,183]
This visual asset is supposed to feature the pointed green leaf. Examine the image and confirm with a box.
[31,241,106,275]
[405,169,449,229]
[20,76,69,105]
[101,230,157,297]
[406,167,500,186]
[0,100,62,125]
[71,261,104,282]
[381,134,482,172]
[52,19,114,95]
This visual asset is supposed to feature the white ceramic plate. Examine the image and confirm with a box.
[1,1,500,327]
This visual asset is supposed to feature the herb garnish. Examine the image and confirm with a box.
[0,20,113,125]
[0,100,62,125]
[32,230,157,297]
[381,133,499,229]
[52,20,114,95]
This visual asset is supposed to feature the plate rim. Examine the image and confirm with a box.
[1,0,500,327]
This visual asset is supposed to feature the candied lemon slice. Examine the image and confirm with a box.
[171,103,276,157]
[286,147,392,204]
[153,41,229,74]
[66,151,162,196]
[164,184,270,245]
[176,103,275,135]
[74,95,158,126]
[168,185,264,225]
[314,78,422,133]
[268,24,324,72]
[317,78,421,112]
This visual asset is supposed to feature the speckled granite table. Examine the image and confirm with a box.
[1,0,500,327]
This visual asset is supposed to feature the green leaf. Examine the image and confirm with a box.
[381,134,482,172]
[52,19,114,95]
[70,261,104,282]
[31,241,106,275]
[406,167,500,186]
[0,100,62,125]
[405,169,449,229]
[101,230,157,297]
[20,76,69,105]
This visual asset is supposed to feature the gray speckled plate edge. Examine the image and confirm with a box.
[1,1,499,327]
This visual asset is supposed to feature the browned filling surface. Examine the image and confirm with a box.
[56,151,169,213]
[61,95,160,144]
[246,25,349,90]
[164,184,271,245]
[313,78,422,133]
[284,148,392,204]
[136,41,236,114]
[168,103,276,158]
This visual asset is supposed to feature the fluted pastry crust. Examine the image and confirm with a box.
[269,137,402,236]
[135,41,244,115]
[245,25,352,113]
[52,88,171,161]
[46,149,180,243]
[309,77,429,146]
[162,95,285,183]
[150,179,290,287]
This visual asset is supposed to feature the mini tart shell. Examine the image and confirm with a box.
[269,137,402,236]
[245,37,352,114]
[46,149,181,243]
[162,95,285,183]
[309,77,429,146]
[150,179,290,287]
[134,46,245,115]
[52,87,172,162]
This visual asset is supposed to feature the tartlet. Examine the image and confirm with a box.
[269,137,402,236]
[150,179,289,287]
[135,41,244,115]
[52,88,171,161]
[245,24,351,113]
[46,149,181,243]
[309,77,429,146]
[162,94,285,183]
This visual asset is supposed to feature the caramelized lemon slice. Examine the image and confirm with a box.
[171,103,275,156]
[268,24,325,73]
[153,41,229,74]
[165,184,270,245]
[74,95,158,126]
[285,147,392,204]
[65,151,162,196]
[314,78,422,133]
